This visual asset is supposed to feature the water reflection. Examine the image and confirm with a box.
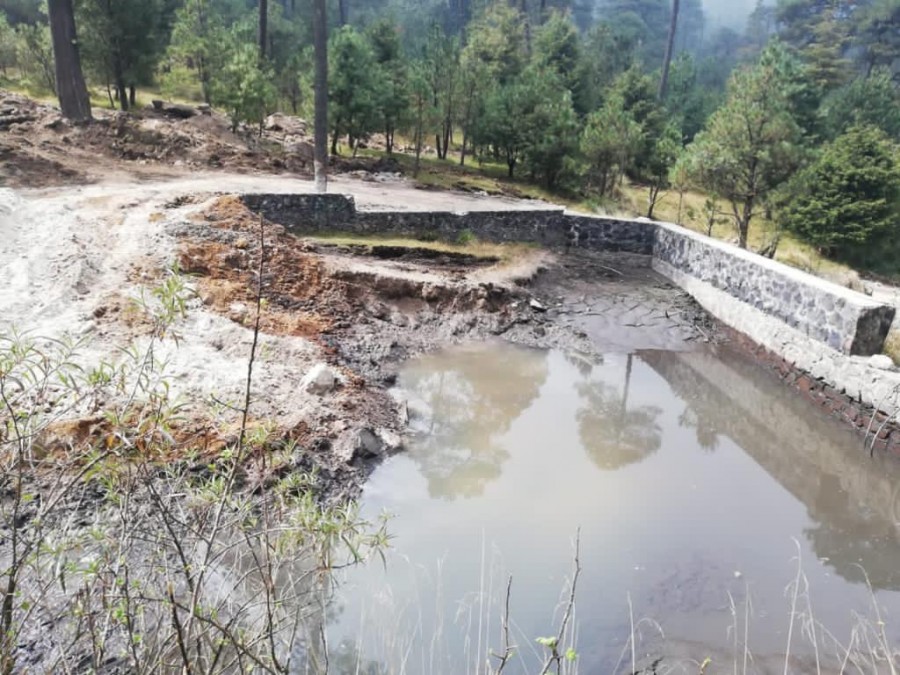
[642,348,900,591]
[575,354,664,470]
[399,342,549,499]
[328,344,900,673]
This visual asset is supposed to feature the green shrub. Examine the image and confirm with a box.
[779,124,900,270]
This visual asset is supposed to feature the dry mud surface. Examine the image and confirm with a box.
[0,172,716,496]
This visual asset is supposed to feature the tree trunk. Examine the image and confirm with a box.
[128,84,136,108]
[259,0,268,60]
[658,0,680,100]
[459,127,468,165]
[737,198,753,249]
[48,0,91,122]
[647,183,660,219]
[113,55,128,111]
[441,121,451,159]
[313,0,328,192]
[338,0,348,25]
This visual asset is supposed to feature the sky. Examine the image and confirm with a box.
[703,0,765,28]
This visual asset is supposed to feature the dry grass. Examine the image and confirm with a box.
[883,330,900,365]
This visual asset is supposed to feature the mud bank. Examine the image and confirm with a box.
[243,192,900,457]
[175,196,716,481]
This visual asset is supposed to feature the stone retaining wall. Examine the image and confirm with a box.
[241,193,657,253]
[653,223,895,355]
[241,192,900,415]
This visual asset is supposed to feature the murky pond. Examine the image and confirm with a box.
[327,342,900,674]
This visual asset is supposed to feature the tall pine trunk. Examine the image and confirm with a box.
[113,51,128,111]
[658,0,680,100]
[259,0,268,59]
[313,0,328,193]
[338,0,348,25]
[48,0,91,122]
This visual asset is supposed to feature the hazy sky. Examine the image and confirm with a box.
[703,0,764,28]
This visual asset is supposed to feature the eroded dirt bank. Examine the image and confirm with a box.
[0,174,716,497]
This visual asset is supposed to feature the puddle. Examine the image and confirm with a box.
[327,342,900,673]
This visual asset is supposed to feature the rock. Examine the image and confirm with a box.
[344,427,403,463]
[869,354,895,370]
[378,429,403,454]
[228,302,249,322]
[529,298,547,312]
[355,428,383,459]
[265,113,308,136]
[218,251,245,268]
[301,362,339,395]
[152,100,198,119]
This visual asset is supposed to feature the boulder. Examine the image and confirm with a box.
[335,427,403,464]
[869,354,895,370]
[265,113,308,136]
[301,362,339,395]
[228,302,249,322]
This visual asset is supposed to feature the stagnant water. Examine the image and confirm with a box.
[326,342,900,674]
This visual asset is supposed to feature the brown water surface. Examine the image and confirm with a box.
[328,342,900,674]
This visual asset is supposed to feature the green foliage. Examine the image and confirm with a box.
[521,71,581,189]
[665,53,719,142]
[368,18,409,153]
[1,0,44,25]
[779,124,900,267]
[212,42,277,132]
[422,24,460,159]
[853,0,900,75]
[457,228,476,245]
[474,73,532,177]
[613,67,668,182]
[0,13,16,73]
[595,0,671,69]
[533,10,581,93]
[644,121,682,218]
[329,25,382,152]
[161,0,246,104]
[572,22,633,115]
[686,42,805,247]
[13,19,53,92]
[580,89,642,197]
[76,0,168,106]
[820,69,900,142]
[461,2,526,86]
[579,66,674,200]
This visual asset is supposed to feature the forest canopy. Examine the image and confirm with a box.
[1,0,898,267]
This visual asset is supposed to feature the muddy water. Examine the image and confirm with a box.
[328,342,900,674]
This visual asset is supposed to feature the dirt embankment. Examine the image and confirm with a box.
[0,163,717,502]
[0,91,404,189]
[162,196,716,476]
